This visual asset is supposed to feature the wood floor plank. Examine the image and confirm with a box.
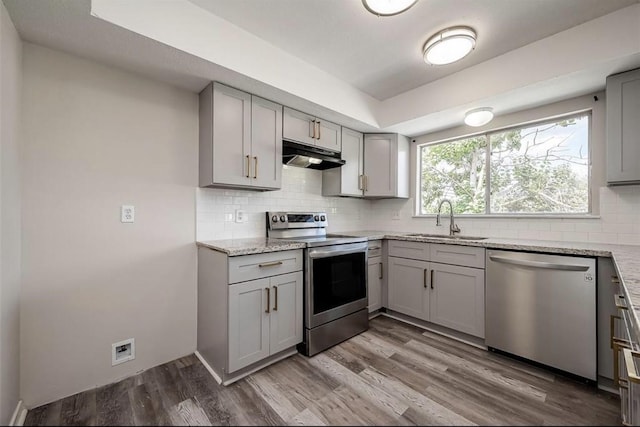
[306,353,409,417]
[95,377,135,426]
[360,367,476,426]
[59,388,96,426]
[332,385,406,426]
[289,408,327,426]
[245,370,303,422]
[168,398,211,426]
[217,380,286,426]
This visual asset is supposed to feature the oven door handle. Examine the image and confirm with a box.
[308,246,366,259]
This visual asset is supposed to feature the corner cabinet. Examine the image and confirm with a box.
[606,68,640,185]
[387,240,485,338]
[322,130,409,199]
[199,82,282,190]
[197,247,303,385]
[283,107,341,152]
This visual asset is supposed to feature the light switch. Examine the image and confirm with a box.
[121,205,135,223]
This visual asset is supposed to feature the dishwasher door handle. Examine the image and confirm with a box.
[489,255,590,272]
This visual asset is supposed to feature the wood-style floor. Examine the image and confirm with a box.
[25,316,620,426]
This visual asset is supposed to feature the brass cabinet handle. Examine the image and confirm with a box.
[258,261,283,268]
[363,175,368,192]
[245,155,251,178]
[265,288,270,314]
[423,269,427,288]
[612,275,621,285]
[358,175,363,190]
[614,339,632,386]
[273,286,278,311]
[623,348,640,384]
[430,269,434,289]
[379,262,383,280]
[316,121,321,140]
[310,119,316,139]
[253,156,258,179]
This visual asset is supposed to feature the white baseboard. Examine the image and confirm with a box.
[9,400,27,426]
[194,351,222,384]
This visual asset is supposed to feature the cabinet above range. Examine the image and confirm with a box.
[283,107,342,153]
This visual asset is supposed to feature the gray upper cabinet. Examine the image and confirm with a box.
[199,82,282,190]
[607,68,640,185]
[322,127,364,197]
[323,131,410,199]
[283,107,342,152]
[363,133,410,198]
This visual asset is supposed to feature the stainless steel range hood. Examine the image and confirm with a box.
[282,140,345,170]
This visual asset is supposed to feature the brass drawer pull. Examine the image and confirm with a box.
[273,286,278,311]
[612,275,621,285]
[430,269,434,289]
[316,121,321,140]
[310,119,316,139]
[258,261,283,268]
[245,155,251,178]
[265,288,270,314]
[423,269,427,288]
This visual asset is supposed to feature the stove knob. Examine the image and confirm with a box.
[280,215,286,222]
[271,215,278,223]
[320,215,326,221]
[314,215,320,221]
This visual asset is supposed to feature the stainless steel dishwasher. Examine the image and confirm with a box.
[485,249,596,380]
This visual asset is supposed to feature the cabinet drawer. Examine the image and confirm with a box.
[388,240,430,261]
[229,250,302,284]
[430,244,485,268]
[367,240,382,258]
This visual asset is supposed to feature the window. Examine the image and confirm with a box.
[418,113,590,215]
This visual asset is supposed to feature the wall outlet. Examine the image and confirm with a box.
[121,205,135,223]
[235,209,247,223]
[112,338,135,366]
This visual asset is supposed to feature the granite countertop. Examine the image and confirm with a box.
[197,238,306,256]
[197,231,640,343]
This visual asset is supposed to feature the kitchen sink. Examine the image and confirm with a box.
[404,233,488,241]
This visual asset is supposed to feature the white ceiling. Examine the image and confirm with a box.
[189,0,639,100]
[3,0,640,137]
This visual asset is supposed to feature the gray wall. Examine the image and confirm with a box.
[0,2,22,423]
[20,43,198,408]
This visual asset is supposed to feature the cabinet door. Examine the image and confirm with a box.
[315,119,342,152]
[251,96,282,190]
[607,68,640,184]
[212,83,252,187]
[364,134,396,197]
[387,256,429,320]
[323,127,363,196]
[429,262,485,338]
[368,256,382,312]
[228,278,270,373]
[269,272,303,354]
[283,107,316,147]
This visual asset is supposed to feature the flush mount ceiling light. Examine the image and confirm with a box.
[423,26,477,65]
[464,107,494,127]
[362,0,418,16]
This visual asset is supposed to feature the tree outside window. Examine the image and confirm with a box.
[419,113,590,215]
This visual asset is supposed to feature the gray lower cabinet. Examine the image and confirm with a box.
[606,67,640,185]
[387,240,485,338]
[367,240,383,313]
[198,247,303,384]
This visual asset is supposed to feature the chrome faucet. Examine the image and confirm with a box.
[436,199,461,236]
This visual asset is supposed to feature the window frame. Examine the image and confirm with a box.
[415,110,593,217]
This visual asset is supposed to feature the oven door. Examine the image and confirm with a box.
[306,242,368,329]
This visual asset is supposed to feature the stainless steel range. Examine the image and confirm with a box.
[267,211,369,356]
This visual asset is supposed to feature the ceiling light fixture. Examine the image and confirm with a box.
[423,26,477,65]
[362,0,418,16]
[464,107,494,127]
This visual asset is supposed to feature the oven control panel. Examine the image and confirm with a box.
[267,211,328,230]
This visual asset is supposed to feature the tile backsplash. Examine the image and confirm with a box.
[196,168,640,246]
[196,166,371,241]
